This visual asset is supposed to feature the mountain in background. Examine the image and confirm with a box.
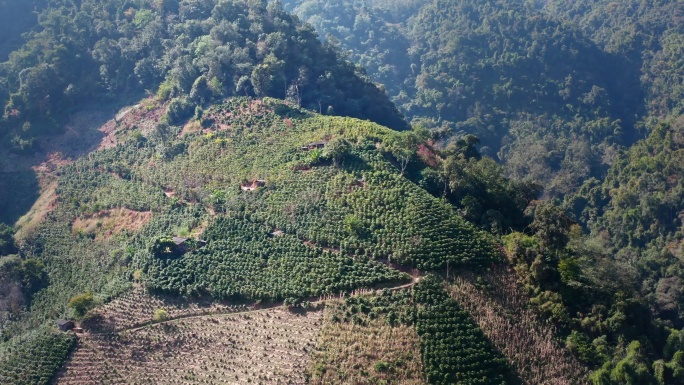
[283,0,683,196]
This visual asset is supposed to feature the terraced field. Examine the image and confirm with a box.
[449,268,589,385]
[309,299,425,385]
[81,287,251,333]
[56,306,323,385]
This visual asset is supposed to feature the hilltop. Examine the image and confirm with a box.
[0,96,519,384]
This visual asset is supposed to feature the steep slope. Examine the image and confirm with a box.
[0,0,408,154]
[0,97,503,384]
[570,118,684,325]
[450,267,588,384]
[538,0,684,119]
[283,0,640,195]
[56,306,323,385]
[283,0,684,200]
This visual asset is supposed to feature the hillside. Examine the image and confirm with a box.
[283,0,684,197]
[0,0,408,155]
[0,96,517,384]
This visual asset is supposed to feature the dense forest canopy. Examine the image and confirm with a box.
[0,0,48,62]
[0,0,408,152]
[283,0,684,197]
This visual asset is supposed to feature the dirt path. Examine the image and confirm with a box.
[93,276,422,336]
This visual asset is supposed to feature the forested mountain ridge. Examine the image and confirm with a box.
[0,0,408,154]
[284,0,684,197]
[538,0,684,120]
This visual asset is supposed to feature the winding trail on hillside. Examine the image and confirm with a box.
[92,275,422,336]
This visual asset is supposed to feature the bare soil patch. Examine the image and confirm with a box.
[71,208,152,240]
[56,306,322,385]
[309,300,425,385]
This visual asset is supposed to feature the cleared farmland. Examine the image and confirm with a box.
[56,306,323,385]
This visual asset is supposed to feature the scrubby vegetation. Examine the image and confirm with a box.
[450,267,588,384]
[310,296,425,385]
[57,307,322,385]
[310,277,522,385]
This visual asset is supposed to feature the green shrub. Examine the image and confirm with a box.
[67,292,95,317]
[153,308,169,322]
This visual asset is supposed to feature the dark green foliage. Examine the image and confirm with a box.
[574,120,684,252]
[529,201,575,251]
[539,0,684,120]
[567,119,684,330]
[142,216,409,300]
[504,192,684,382]
[0,223,16,256]
[0,171,39,225]
[322,137,351,166]
[165,97,195,126]
[14,258,48,299]
[590,341,659,385]
[1,251,44,314]
[422,147,540,232]
[330,281,519,384]
[0,0,47,62]
[332,289,416,327]
[67,292,95,317]
[0,328,75,385]
[0,0,408,145]
[283,0,648,194]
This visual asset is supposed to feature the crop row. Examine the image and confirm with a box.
[57,307,322,385]
[414,276,518,385]
[0,329,76,385]
[142,216,409,301]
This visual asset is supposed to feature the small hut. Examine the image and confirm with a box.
[56,320,75,332]
[171,237,206,253]
[270,230,284,237]
[301,140,328,151]
[241,180,266,191]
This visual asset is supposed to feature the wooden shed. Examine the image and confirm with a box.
[301,140,328,151]
[56,319,75,332]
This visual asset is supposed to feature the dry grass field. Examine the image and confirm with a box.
[79,287,253,333]
[449,267,589,385]
[308,300,425,385]
[71,208,152,240]
[56,304,323,385]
